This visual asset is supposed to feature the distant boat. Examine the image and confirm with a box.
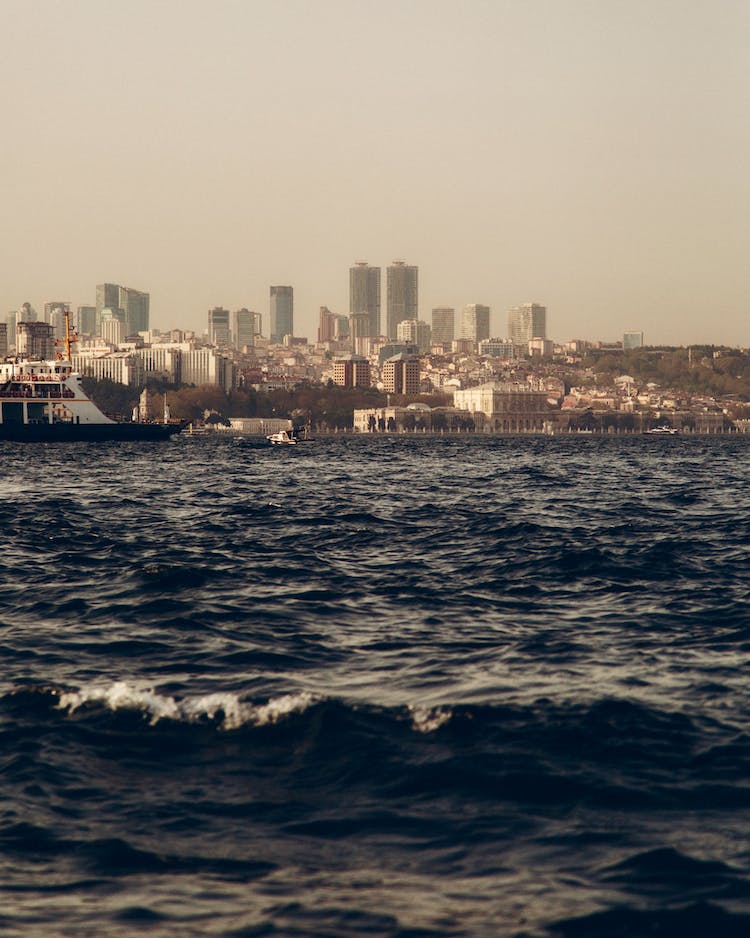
[645,425,679,435]
[267,429,297,446]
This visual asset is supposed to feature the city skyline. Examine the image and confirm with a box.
[2,1,748,345]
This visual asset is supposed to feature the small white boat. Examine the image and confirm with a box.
[267,429,297,445]
[645,425,679,435]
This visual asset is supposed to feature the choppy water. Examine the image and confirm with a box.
[3,434,750,937]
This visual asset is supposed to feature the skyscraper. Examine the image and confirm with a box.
[208,307,230,347]
[270,286,293,344]
[386,261,418,339]
[96,283,149,336]
[461,304,491,343]
[349,262,381,337]
[431,307,455,345]
[318,306,337,344]
[231,308,256,349]
[508,303,546,345]
[77,306,97,335]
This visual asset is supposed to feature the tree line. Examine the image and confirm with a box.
[81,377,450,429]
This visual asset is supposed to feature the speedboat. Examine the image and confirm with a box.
[645,425,679,435]
[266,429,297,445]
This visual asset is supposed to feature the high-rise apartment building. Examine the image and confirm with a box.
[396,319,431,354]
[270,286,293,344]
[16,321,54,360]
[333,355,371,388]
[382,354,420,395]
[386,261,418,339]
[318,306,337,344]
[231,308,256,349]
[431,307,455,345]
[349,312,371,355]
[460,304,491,343]
[44,301,69,324]
[508,303,546,345]
[0,323,7,358]
[349,262,381,337]
[208,307,230,347]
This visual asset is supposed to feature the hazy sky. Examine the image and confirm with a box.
[2,0,748,344]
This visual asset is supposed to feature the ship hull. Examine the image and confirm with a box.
[0,422,185,442]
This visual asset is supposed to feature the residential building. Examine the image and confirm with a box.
[529,338,554,358]
[382,353,420,395]
[333,355,371,388]
[432,307,455,345]
[16,321,55,361]
[44,301,69,323]
[479,338,515,359]
[48,306,67,340]
[349,261,381,337]
[0,323,6,358]
[318,306,337,343]
[349,312,371,355]
[386,261,418,339]
[508,303,547,345]
[396,319,431,354]
[461,304,490,342]
[270,285,293,343]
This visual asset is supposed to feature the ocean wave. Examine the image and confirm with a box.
[53,682,317,731]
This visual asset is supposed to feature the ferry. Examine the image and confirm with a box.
[0,312,184,442]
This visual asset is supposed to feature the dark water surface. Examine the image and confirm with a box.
[3,434,750,936]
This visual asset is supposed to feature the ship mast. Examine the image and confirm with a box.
[61,307,78,361]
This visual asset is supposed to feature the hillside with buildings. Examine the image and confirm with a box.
[5,278,750,434]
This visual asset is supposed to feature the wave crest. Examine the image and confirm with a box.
[56,681,316,731]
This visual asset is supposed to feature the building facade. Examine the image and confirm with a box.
[382,354,420,395]
[396,319,431,354]
[454,382,551,432]
[77,306,97,335]
[349,262,381,337]
[318,306,337,344]
[208,307,230,347]
[229,308,255,349]
[71,352,144,386]
[333,355,371,388]
[17,321,55,359]
[460,304,491,342]
[431,307,455,345]
[386,261,418,339]
[95,283,149,337]
[508,303,547,345]
[270,286,293,344]
[623,331,644,350]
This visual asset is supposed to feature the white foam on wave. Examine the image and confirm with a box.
[56,681,316,730]
[408,704,452,733]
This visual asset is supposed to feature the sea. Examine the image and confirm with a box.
[3,433,750,937]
